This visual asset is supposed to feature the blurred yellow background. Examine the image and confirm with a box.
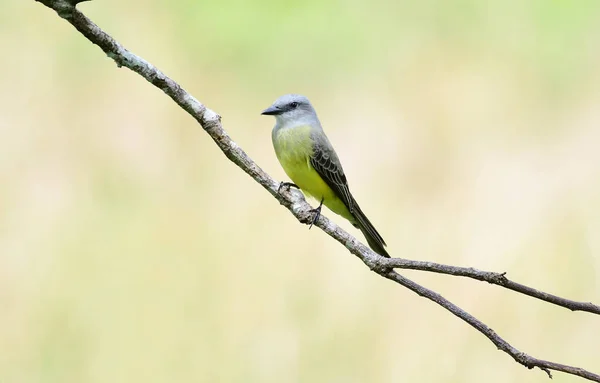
[2,1,599,382]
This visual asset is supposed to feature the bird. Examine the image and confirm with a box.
[262,94,389,257]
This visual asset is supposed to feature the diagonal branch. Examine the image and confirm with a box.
[382,270,600,382]
[34,1,600,381]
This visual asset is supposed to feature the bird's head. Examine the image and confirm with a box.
[261,94,317,125]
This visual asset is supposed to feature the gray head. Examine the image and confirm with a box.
[261,94,319,126]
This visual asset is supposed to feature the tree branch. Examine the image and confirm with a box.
[383,270,600,381]
[34,1,600,381]
[379,258,600,314]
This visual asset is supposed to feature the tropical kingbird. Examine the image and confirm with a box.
[262,94,389,257]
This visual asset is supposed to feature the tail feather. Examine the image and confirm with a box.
[351,198,389,257]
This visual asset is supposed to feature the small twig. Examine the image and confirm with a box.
[34,1,600,381]
[378,258,600,315]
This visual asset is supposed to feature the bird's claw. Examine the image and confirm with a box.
[278,182,299,194]
[308,197,324,229]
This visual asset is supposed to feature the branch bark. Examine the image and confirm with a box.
[34,1,600,381]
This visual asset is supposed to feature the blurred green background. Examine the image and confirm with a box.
[2,0,599,382]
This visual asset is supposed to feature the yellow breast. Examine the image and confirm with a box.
[272,125,351,220]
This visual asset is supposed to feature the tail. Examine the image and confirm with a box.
[351,197,389,257]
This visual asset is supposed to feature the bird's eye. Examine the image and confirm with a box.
[290,102,299,109]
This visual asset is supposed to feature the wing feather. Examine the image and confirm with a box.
[310,144,354,214]
[310,137,389,256]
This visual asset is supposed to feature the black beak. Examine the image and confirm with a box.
[261,105,281,115]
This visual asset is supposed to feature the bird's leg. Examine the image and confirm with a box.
[308,197,324,229]
[278,181,299,194]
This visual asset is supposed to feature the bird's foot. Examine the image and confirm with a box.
[278,181,299,194]
[308,197,324,229]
